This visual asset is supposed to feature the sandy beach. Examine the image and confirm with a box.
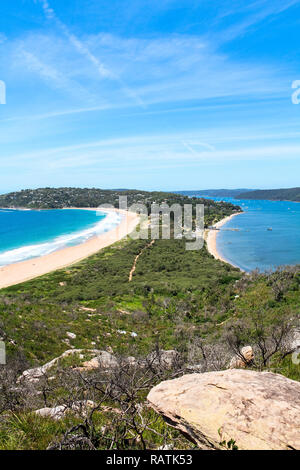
[0,208,139,289]
[206,212,243,270]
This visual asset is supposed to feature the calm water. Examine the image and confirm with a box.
[201,196,300,272]
[0,209,121,266]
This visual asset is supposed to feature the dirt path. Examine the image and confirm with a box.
[129,240,155,282]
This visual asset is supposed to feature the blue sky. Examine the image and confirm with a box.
[1,0,300,191]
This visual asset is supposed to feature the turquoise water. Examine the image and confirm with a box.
[0,208,121,266]
[1,199,299,272]
[201,197,300,272]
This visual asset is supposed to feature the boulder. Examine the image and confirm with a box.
[77,351,118,371]
[35,405,67,420]
[229,345,254,369]
[147,369,300,450]
[66,332,76,340]
[290,328,300,352]
[80,357,101,371]
[147,350,178,369]
[76,352,137,372]
[35,400,96,421]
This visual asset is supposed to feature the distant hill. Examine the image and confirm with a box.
[0,187,241,228]
[236,188,300,202]
[177,189,255,198]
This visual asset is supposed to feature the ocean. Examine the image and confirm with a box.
[200,196,300,272]
[0,208,121,267]
[1,199,299,272]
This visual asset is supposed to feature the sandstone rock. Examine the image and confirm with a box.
[229,345,254,369]
[97,351,118,369]
[147,350,178,369]
[147,369,300,450]
[19,348,176,383]
[18,349,101,383]
[35,405,66,420]
[77,352,137,372]
[66,332,76,340]
[290,328,300,352]
[80,357,100,371]
[75,351,119,372]
[126,356,137,366]
[35,400,95,421]
[79,307,97,313]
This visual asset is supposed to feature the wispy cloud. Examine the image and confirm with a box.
[3,26,287,124]
[1,0,299,190]
[181,140,215,155]
[38,0,145,107]
[213,0,300,42]
[0,104,115,123]
[39,0,113,79]
[3,129,300,172]
[11,39,97,103]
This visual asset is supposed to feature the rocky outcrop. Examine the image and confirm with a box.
[19,348,179,382]
[290,328,300,352]
[76,351,119,371]
[229,345,254,369]
[147,369,300,450]
[18,349,102,383]
[146,350,179,369]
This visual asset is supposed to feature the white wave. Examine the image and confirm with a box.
[0,210,122,267]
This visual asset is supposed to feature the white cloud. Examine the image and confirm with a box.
[38,0,145,107]
[2,130,300,172]
[0,0,286,117]
[17,31,286,105]
[212,0,300,43]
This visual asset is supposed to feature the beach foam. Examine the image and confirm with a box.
[0,210,122,267]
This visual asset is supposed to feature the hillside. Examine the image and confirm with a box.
[236,187,300,202]
[178,189,255,198]
[0,187,298,450]
[0,231,299,449]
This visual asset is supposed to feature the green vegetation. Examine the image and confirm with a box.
[236,187,300,201]
[0,188,298,450]
[0,237,242,363]
[0,187,241,227]
[0,234,299,449]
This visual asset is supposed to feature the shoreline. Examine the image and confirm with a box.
[0,208,139,289]
[206,212,244,271]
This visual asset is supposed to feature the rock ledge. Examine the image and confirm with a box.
[147,369,300,450]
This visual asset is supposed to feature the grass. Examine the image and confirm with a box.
[0,236,242,364]
[0,231,299,450]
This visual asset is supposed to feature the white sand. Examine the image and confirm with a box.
[206,212,243,270]
[0,208,139,289]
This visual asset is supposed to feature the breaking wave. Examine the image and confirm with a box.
[0,210,122,267]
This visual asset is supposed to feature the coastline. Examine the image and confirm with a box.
[206,212,244,271]
[0,208,139,289]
